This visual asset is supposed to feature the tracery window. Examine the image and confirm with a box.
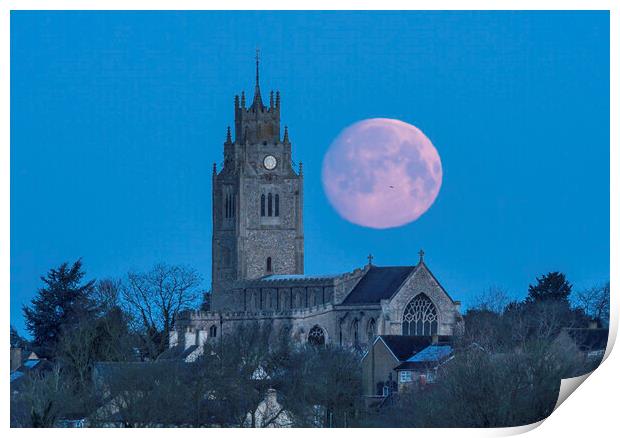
[308,325,326,346]
[367,318,377,342]
[402,294,438,336]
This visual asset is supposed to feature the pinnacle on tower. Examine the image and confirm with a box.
[283,126,289,143]
[270,90,274,108]
[241,91,246,108]
[250,48,264,110]
[226,126,232,143]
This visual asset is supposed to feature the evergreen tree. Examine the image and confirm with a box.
[526,272,572,303]
[10,325,27,348]
[22,259,96,356]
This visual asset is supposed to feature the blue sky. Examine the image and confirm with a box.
[11,11,609,334]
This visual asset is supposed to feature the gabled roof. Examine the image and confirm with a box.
[342,266,415,305]
[407,345,453,363]
[393,344,454,371]
[375,335,453,362]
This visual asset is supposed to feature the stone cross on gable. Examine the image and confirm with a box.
[418,249,425,263]
[367,254,374,266]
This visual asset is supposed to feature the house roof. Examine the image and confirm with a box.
[342,266,416,305]
[394,345,454,371]
[376,335,453,362]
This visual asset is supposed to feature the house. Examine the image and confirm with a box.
[394,344,454,390]
[361,334,453,401]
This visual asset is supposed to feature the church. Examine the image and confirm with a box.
[169,57,463,352]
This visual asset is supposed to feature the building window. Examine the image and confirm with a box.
[367,318,376,342]
[275,194,279,216]
[351,319,359,347]
[261,194,265,217]
[224,191,235,219]
[308,325,326,346]
[209,325,217,338]
[426,371,436,383]
[268,193,273,216]
[266,257,272,272]
[402,293,438,336]
[399,371,413,383]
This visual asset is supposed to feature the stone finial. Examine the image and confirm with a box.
[298,161,303,175]
[283,126,289,143]
[418,249,425,263]
[234,94,239,109]
[275,91,280,109]
[270,90,274,108]
[226,126,232,144]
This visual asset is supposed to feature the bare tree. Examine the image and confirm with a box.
[574,282,610,326]
[121,264,201,357]
[472,285,510,314]
[93,278,122,312]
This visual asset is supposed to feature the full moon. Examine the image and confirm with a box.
[321,118,442,229]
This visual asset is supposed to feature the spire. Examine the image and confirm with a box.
[250,48,264,110]
[283,126,289,143]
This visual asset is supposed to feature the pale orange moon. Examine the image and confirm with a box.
[321,118,442,229]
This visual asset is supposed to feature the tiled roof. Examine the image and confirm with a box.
[342,266,415,305]
[379,335,452,361]
[406,345,453,363]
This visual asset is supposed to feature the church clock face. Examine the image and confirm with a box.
[263,155,277,170]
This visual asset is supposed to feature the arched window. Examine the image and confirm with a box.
[268,193,273,216]
[225,193,229,218]
[261,194,265,217]
[402,294,438,336]
[367,318,376,342]
[351,319,359,347]
[275,194,280,216]
[231,194,235,217]
[209,325,217,338]
[308,325,326,346]
[266,257,272,272]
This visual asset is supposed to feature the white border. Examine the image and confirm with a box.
[2,2,617,437]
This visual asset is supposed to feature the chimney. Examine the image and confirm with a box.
[454,300,461,313]
[198,329,208,346]
[184,328,197,350]
[431,334,439,345]
[169,330,179,348]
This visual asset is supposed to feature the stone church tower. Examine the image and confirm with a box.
[211,54,304,310]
